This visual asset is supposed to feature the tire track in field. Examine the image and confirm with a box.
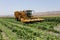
[54,23,60,32]
[1,32,9,40]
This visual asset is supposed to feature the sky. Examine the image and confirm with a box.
[0,0,60,16]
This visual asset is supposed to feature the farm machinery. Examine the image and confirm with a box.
[14,10,45,22]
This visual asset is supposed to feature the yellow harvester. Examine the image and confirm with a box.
[14,10,44,22]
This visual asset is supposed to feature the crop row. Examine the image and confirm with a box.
[0,19,44,40]
[0,21,20,40]
[43,17,60,23]
[0,19,39,40]
[0,19,60,40]
[2,18,60,34]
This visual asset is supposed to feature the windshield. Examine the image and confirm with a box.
[26,10,32,17]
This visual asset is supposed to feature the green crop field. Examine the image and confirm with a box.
[0,17,60,40]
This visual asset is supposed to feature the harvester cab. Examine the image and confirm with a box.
[25,10,32,18]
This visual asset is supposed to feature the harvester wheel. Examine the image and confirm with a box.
[16,18,19,21]
[18,16,21,21]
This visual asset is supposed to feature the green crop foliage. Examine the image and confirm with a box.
[0,17,60,40]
